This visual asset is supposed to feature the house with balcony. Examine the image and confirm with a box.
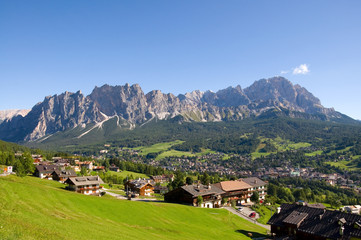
[125,179,154,197]
[164,183,224,208]
[212,180,252,205]
[34,164,59,179]
[240,177,267,201]
[52,169,77,183]
[65,176,104,195]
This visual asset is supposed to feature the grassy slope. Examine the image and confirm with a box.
[252,137,311,159]
[0,176,267,240]
[110,170,149,179]
[132,140,216,160]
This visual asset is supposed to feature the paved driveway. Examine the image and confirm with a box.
[224,207,270,231]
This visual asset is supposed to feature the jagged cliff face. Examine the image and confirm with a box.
[0,77,349,142]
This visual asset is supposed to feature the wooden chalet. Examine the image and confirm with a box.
[92,166,105,171]
[213,180,252,205]
[164,184,225,208]
[34,164,59,179]
[125,179,154,196]
[52,169,77,183]
[268,203,361,240]
[151,174,174,183]
[65,176,104,195]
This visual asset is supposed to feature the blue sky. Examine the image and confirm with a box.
[1,1,360,119]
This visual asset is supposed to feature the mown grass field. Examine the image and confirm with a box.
[0,175,268,240]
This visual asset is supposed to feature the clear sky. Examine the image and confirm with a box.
[1,1,360,119]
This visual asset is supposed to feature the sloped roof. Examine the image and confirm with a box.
[268,203,361,239]
[181,184,224,197]
[36,164,58,174]
[66,176,104,186]
[283,211,308,226]
[128,179,154,189]
[53,169,77,178]
[214,181,252,192]
[240,177,267,188]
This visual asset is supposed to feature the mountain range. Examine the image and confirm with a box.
[0,77,355,144]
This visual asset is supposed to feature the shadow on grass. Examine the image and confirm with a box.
[236,229,268,238]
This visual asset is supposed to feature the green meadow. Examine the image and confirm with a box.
[0,175,268,240]
[110,170,149,179]
[132,140,217,160]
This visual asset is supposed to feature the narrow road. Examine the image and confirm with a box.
[102,188,161,202]
[224,207,271,231]
[102,188,127,200]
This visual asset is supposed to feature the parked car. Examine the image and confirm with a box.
[238,207,243,211]
[249,212,256,218]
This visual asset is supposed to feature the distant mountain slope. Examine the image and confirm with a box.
[0,77,357,143]
[0,109,30,124]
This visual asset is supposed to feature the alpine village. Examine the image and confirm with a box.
[1,77,361,240]
[2,2,361,239]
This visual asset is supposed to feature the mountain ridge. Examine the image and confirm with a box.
[0,76,356,143]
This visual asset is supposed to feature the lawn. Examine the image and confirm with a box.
[0,175,268,240]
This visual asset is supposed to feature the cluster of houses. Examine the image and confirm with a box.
[33,157,105,196]
[165,177,267,208]
[268,202,361,239]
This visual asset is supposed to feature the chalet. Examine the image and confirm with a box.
[109,164,119,172]
[240,177,267,201]
[125,179,154,196]
[78,161,93,170]
[268,203,361,240]
[65,176,104,195]
[151,174,174,183]
[92,166,105,171]
[164,184,225,208]
[52,169,77,183]
[34,164,58,179]
[53,158,70,167]
[213,180,252,205]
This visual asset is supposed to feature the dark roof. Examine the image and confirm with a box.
[36,164,58,174]
[282,211,308,226]
[128,179,154,189]
[268,203,361,239]
[53,169,77,178]
[240,177,267,188]
[66,176,104,186]
[181,184,224,198]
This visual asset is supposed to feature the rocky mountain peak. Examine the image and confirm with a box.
[0,77,350,142]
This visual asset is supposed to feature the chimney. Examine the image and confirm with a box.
[208,183,211,189]
[277,207,281,214]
